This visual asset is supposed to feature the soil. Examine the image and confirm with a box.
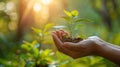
[63,37,83,43]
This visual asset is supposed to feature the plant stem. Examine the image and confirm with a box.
[39,30,44,50]
[68,18,74,38]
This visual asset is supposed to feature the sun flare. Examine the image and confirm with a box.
[41,0,53,5]
[33,3,42,12]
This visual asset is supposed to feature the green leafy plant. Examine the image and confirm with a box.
[16,23,55,67]
[31,23,54,48]
[62,10,91,43]
[19,41,54,67]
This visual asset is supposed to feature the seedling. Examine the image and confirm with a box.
[62,10,90,43]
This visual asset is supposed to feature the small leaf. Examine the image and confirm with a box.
[44,32,49,35]
[62,16,71,22]
[74,24,82,30]
[31,40,37,47]
[79,34,86,39]
[62,16,71,21]
[31,27,42,34]
[71,10,79,17]
[64,10,72,17]
[75,18,91,22]
[21,44,30,51]
[32,41,37,45]
[44,23,54,32]
[33,48,39,58]
[44,49,51,56]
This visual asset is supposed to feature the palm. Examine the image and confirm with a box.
[52,30,96,58]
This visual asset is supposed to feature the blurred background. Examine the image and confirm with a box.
[0,0,120,67]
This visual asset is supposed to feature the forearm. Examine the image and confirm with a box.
[95,39,120,65]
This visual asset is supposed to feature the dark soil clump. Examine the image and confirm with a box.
[63,37,83,43]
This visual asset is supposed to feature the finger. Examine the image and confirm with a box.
[52,33,63,46]
[53,30,65,42]
[53,31,62,40]
[52,33,68,51]
[57,30,63,41]
[60,30,69,40]
[62,30,70,37]
[52,31,56,34]
[52,31,57,35]
[52,33,72,54]
[56,30,61,39]
[60,30,69,35]
[59,30,65,40]
[56,30,65,41]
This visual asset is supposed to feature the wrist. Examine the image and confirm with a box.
[93,38,115,57]
[90,37,120,65]
[86,36,106,55]
[92,38,107,56]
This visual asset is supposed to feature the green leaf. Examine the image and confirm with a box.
[25,61,34,67]
[71,10,79,17]
[33,48,39,58]
[21,44,30,51]
[43,49,51,56]
[79,34,86,39]
[62,16,71,21]
[75,18,92,22]
[31,27,42,34]
[44,23,54,32]
[31,40,37,47]
[64,10,72,17]
[44,32,49,35]
[74,24,82,30]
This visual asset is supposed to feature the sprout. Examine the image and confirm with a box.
[62,10,91,38]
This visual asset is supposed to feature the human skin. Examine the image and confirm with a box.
[52,30,120,65]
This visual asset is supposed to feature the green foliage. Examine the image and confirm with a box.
[62,10,91,38]
[0,0,6,2]
[16,23,55,67]
[0,0,120,67]
[31,23,54,47]
[54,51,118,67]
[14,23,55,67]
[0,11,11,22]
[32,23,54,37]
[19,41,54,67]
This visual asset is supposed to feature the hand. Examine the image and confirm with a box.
[52,30,101,59]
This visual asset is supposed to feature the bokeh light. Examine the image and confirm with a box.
[6,2,15,11]
[41,0,53,5]
[33,3,42,12]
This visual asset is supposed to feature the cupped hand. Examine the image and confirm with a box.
[52,30,100,59]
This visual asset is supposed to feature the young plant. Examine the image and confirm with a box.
[19,41,54,67]
[62,10,90,43]
[16,23,55,67]
[31,23,54,49]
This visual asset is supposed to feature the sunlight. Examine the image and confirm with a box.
[41,0,53,5]
[33,3,42,12]
[32,0,65,25]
